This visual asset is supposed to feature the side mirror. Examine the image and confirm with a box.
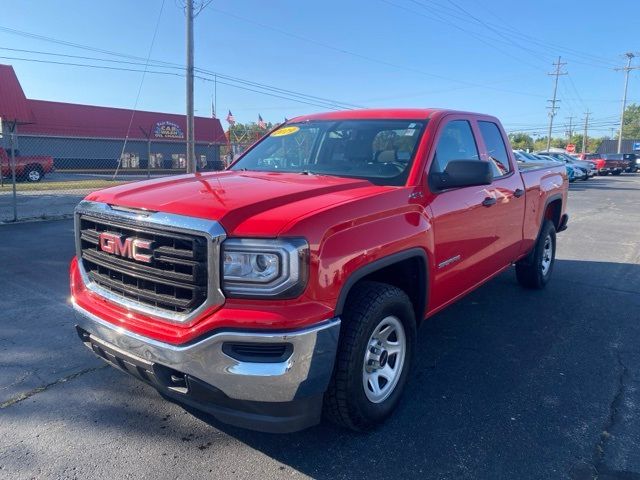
[430,159,492,191]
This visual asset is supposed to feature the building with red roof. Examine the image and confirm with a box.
[0,64,226,171]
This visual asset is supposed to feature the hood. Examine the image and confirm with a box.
[86,170,383,235]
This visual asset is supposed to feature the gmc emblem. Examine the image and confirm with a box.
[98,232,154,263]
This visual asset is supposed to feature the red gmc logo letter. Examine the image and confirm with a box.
[98,232,154,263]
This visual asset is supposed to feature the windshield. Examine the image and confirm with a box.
[230,119,427,186]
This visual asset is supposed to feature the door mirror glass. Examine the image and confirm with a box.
[430,159,492,190]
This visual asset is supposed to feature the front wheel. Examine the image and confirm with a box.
[516,220,557,289]
[324,281,416,431]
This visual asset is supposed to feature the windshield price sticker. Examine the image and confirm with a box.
[271,126,300,137]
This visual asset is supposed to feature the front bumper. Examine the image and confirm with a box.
[74,303,340,432]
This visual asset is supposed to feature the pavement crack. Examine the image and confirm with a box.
[0,365,108,409]
[591,353,629,478]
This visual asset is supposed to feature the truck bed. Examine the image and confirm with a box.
[519,162,567,255]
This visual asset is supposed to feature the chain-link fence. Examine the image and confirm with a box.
[0,127,230,222]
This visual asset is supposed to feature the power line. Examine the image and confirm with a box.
[0,26,361,111]
[403,0,619,69]
[0,46,362,109]
[208,6,547,99]
[0,55,358,111]
[114,0,166,179]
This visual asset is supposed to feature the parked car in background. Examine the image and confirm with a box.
[513,151,581,181]
[621,153,638,173]
[537,151,596,178]
[513,150,553,166]
[598,154,632,175]
[572,165,588,180]
[565,163,576,182]
[0,148,54,182]
[577,153,607,173]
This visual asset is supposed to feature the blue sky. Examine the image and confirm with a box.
[2,0,639,137]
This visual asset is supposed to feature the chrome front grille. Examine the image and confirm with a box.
[74,201,226,324]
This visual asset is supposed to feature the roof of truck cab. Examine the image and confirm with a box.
[289,108,490,122]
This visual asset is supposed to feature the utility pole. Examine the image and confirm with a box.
[185,0,196,173]
[546,56,567,151]
[566,116,574,142]
[582,110,590,154]
[615,52,638,154]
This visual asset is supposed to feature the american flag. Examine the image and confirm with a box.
[257,114,266,130]
[226,110,236,125]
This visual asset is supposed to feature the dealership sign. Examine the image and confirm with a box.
[154,121,184,139]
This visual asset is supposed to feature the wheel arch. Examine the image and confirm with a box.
[334,248,429,324]
[543,193,563,231]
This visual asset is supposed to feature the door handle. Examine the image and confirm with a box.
[514,188,525,198]
[482,197,497,207]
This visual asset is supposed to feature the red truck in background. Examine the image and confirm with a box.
[578,152,631,175]
[0,148,54,182]
[70,109,568,433]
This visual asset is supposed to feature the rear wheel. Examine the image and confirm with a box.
[612,170,622,176]
[516,220,556,289]
[324,281,416,431]
[23,165,43,182]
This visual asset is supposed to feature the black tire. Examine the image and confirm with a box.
[612,170,622,176]
[23,165,44,182]
[516,220,556,289]
[599,171,608,176]
[324,281,416,431]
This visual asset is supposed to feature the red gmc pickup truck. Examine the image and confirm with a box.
[0,148,54,182]
[70,109,568,433]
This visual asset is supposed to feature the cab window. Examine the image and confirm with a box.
[430,120,480,174]
[478,121,512,177]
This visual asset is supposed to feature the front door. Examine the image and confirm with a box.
[426,117,500,310]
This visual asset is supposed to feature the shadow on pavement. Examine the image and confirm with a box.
[569,174,639,192]
[2,254,639,478]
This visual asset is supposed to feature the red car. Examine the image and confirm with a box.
[0,148,54,182]
[70,109,568,432]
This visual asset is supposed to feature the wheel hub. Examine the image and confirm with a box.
[362,315,407,403]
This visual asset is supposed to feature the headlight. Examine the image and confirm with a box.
[221,238,309,298]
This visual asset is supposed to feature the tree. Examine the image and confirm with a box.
[528,134,605,153]
[228,121,276,145]
[508,133,534,150]
[622,103,640,139]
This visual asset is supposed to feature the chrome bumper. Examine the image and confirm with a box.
[73,303,340,403]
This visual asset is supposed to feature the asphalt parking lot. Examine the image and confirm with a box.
[1,174,639,480]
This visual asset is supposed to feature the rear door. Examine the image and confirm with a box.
[426,116,501,309]
[476,120,526,267]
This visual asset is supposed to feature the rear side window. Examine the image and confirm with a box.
[478,121,511,177]
[430,120,480,174]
